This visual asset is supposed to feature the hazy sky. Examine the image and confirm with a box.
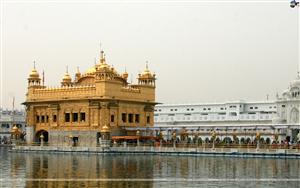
[0,0,299,110]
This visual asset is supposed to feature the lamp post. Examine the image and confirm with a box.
[40,134,44,147]
[136,129,140,147]
[172,131,176,149]
[274,130,279,144]
[69,135,73,146]
[232,129,237,145]
[244,128,246,145]
[256,131,261,151]
[225,128,228,145]
[211,130,216,150]
[194,129,199,147]
[159,130,163,148]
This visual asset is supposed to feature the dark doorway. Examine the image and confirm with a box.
[72,137,79,146]
[96,132,101,144]
[35,130,49,143]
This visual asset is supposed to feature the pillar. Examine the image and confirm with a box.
[26,126,35,144]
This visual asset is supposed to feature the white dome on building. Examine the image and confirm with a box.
[282,89,290,98]
[290,73,300,88]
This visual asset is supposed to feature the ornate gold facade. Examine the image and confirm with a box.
[23,50,156,146]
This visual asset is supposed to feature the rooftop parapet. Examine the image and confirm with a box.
[27,85,97,101]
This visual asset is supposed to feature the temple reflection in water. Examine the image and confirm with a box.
[5,148,299,188]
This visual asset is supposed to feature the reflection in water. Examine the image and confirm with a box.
[1,147,299,187]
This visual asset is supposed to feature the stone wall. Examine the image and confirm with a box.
[49,130,98,147]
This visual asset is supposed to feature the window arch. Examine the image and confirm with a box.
[290,107,299,123]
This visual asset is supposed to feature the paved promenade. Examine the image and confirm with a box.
[11,145,300,158]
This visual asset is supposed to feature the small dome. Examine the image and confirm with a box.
[12,126,18,132]
[29,68,39,78]
[291,79,300,88]
[282,89,290,95]
[290,73,300,88]
[142,69,151,76]
[86,67,96,74]
[100,124,110,133]
[140,63,154,78]
[122,71,129,79]
[62,73,71,82]
[111,66,118,75]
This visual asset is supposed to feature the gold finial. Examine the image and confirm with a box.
[122,67,128,79]
[100,45,104,63]
[29,61,39,78]
[66,66,69,73]
[77,66,80,73]
[146,61,149,70]
[42,70,45,86]
[100,124,110,133]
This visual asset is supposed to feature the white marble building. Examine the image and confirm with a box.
[154,74,300,143]
[0,109,26,143]
[275,74,300,124]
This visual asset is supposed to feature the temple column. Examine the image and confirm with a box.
[26,126,35,144]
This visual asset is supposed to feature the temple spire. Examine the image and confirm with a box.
[100,50,105,64]
[99,42,105,64]
[146,61,149,70]
[42,70,45,86]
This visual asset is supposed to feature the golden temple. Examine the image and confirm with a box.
[23,50,156,146]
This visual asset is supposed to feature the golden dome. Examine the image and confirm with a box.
[99,62,110,69]
[111,66,118,75]
[86,66,96,74]
[62,73,71,82]
[29,68,39,78]
[142,69,151,76]
[29,61,40,78]
[12,125,18,133]
[140,62,154,77]
[100,124,110,133]
[122,71,129,79]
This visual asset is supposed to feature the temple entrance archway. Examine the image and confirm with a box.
[35,130,49,143]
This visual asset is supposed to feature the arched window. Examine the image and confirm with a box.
[290,108,299,123]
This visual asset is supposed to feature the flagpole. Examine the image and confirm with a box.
[12,96,15,130]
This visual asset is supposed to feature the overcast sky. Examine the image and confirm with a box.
[0,0,299,110]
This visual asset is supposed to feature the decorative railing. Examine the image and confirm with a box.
[121,86,141,93]
[30,85,97,100]
[11,141,300,151]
